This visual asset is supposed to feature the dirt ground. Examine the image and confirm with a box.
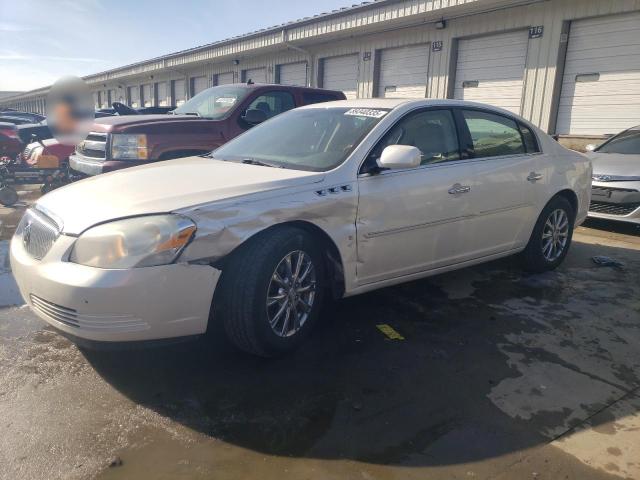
[1,190,639,480]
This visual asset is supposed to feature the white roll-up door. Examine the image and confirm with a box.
[173,79,186,106]
[108,89,116,106]
[216,72,235,85]
[128,87,139,108]
[278,62,307,86]
[454,30,529,114]
[244,67,267,83]
[191,76,208,96]
[377,44,430,98]
[157,83,169,106]
[322,54,359,99]
[142,84,153,107]
[556,12,640,136]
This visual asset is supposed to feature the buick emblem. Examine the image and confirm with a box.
[22,221,32,248]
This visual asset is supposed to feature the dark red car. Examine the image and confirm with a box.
[0,122,23,159]
[69,83,345,176]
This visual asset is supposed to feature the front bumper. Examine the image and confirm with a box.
[69,154,148,176]
[588,180,640,224]
[10,234,220,343]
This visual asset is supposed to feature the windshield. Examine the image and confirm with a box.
[212,107,388,171]
[172,85,249,119]
[596,127,640,154]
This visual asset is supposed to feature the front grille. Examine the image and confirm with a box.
[589,201,640,216]
[30,294,148,332]
[75,132,107,160]
[15,208,61,260]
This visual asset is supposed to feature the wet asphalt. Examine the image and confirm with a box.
[1,191,640,480]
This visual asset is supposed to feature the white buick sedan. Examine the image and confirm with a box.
[11,99,591,356]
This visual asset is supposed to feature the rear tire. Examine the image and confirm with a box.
[216,226,325,357]
[521,195,575,273]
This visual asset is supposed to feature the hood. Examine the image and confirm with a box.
[36,157,324,234]
[588,152,640,177]
[91,114,208,132]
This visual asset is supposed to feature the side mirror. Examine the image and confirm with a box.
[242,108,267,125]
[585,144,597,152]
[378,145,422,170]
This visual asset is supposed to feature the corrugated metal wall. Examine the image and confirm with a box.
[3,0,640,135]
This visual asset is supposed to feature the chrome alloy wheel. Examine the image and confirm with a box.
[266,250,317,337]
[541,209,569,262]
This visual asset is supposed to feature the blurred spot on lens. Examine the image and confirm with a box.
[46,76,94,146]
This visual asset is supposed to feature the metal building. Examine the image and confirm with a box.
[2,0,639,143]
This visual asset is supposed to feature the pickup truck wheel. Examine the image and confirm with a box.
[521,195,575,273]
[0,186,18,207]
[219,226,325,357]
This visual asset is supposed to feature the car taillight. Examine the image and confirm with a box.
[0,127,19,139]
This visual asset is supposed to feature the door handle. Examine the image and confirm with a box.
[527,172,543,182]
[448,183,471,195]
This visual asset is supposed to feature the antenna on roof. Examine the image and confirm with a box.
[247,79,254,85]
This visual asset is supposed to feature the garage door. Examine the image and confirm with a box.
[173,79,186,106]
[142,84,153,107]
[322,54,359,99]
[216,72,235,85]
[191,76,208,96]
[128,86,139,108]
[556,12,640,136]
[378,44,430,98]
[157,83,169,106]
[454,30,529,114]
[278,62,307,86]
[244,67,267,83]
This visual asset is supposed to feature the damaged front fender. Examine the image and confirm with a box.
[176,182,359,293]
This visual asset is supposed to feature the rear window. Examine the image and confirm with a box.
[462,110,525,158]
[302,92,342,105]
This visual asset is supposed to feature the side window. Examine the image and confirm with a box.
[462,110,525,158]
[246,91,296,119]
[370,109,460,167]
[518,123,540,153]
[302,92,340,104]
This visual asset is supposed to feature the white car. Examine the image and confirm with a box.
[586,125,640,224]
[10,99,591,356]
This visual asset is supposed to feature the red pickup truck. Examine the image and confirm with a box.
[69,83,345,176]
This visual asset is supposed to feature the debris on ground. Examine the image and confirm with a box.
[376,323,405,340]
[591,256,625,269]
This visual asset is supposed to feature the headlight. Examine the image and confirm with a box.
[70,215,196,269]
[111,133,148,160]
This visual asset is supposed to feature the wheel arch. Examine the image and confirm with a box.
[552,188,579,220]
[218,220,346,300]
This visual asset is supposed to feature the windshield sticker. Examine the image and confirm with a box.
[217,97,237,105]
[344,108,387,118]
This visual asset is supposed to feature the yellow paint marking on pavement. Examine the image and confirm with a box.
[376,324,405,340]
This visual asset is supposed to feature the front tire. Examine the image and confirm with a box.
[521,195,575,272]
[217,227,325,357]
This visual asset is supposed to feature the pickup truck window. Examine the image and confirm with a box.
[173,85,250,120]
[302,92,341,104]
[245,91,295,120]
[213,107,387,172]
